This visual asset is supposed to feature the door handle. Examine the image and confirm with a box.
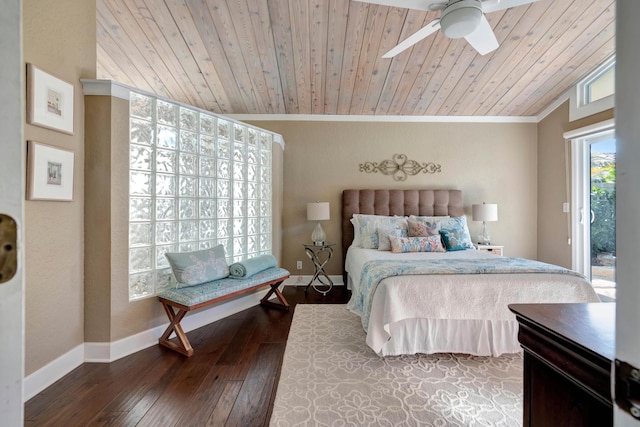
[0,214,18,284]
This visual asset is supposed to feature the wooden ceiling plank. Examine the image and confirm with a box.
[431,5,529,116]
[224,0,279,113]
[100,0,192,104]
[410,10,510,115]
[523,36,614,116]
[289,1,312,114]
[495,3,615,116]
[115,0,210,110]
[131,0,227,113]
[375,10,430,115]
[173,0,241,113]
[323,0,351,115]
[361,6,407,114]
[246,0,286,114]
[451,0,569,115]
[384,12,439,115]
[97,7,173,99]
[398,29,453,114]
[96,44,138,86]
[470,0,610,115]
[498,20,615,114]
[96,20,159,95]
[309,0,330,114]
[349,4,391,114]
[185,0,263,114]
[336,1,368,115]
[267,0,299,114]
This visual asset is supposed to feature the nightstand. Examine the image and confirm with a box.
[477,244,504,256]
[303,243,335,295]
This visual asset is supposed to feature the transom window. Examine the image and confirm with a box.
[570,56,615,121]
[127,91,273,300]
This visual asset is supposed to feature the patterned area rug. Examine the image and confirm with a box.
[270,304,523,426]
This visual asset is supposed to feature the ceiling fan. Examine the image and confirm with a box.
[354,0,539,57]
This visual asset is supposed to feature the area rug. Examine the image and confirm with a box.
[270,304,523,427]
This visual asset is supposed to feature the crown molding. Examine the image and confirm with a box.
[230,114,538,123]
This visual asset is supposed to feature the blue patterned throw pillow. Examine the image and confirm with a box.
[440,216,475,251]
[165,245,229,287]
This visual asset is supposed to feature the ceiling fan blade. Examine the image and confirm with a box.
[383,20,442,58]
[482,0,539,13]
[464,14,499,55]
[352,0,443,12]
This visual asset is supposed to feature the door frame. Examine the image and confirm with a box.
[564,119,615,277]
[0,0,25,424]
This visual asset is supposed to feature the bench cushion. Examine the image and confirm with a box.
[159,267,290,307]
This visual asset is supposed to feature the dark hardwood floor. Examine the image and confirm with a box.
[25,286,350,427]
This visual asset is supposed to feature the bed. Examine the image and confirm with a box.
[341,189,601,357]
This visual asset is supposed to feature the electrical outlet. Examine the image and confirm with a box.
[296,261,302,270]
[562,202,570,213]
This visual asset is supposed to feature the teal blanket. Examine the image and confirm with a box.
[350,257,585,330]
[229,254,277,278]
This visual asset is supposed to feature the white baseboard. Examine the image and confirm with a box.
[23,344,85,402]
[23,276,345,402]
[283,275,344,287]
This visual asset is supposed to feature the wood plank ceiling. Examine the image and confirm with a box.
[96,0,615,117]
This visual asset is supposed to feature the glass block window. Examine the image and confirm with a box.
[128,92,273,300]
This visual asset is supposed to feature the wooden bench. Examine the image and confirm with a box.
[158,267,290,356]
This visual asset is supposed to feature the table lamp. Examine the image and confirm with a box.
[472,202,498,245]
[307,202,330,246]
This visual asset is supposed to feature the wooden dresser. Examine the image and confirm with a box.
[509,303,615,427]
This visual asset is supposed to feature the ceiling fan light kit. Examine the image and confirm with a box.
[440,0,483,39]
[357,0,539,58]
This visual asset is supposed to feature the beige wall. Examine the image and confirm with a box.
[536,101,614,268]
[249,120,538,275]
[23,0,96,375]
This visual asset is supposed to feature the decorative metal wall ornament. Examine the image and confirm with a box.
[359,154,442,181]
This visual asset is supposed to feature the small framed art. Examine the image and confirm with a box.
[27,141,75,201]
[26,63,74,134]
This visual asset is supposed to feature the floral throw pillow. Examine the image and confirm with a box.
[165,245,229,287]
[377,226,408,251]
[389,235,446,253]
[407,218,442,237]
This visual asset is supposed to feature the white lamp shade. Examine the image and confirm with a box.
[307,202,330,221]
[472,203,498,222]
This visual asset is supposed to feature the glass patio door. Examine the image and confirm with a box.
[589,137,616,299]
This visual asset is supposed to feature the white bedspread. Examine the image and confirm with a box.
[346,247,601,357]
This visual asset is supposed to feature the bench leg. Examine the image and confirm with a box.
[158,302,194,357]
[260,280,289,311]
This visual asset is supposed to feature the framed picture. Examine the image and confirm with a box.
[27,63,74,134]
[27,141,75,201]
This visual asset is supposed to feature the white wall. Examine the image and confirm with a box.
[614,1,640,425]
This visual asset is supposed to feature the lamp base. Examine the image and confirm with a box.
[311,221,326,246]
[478,221,491,245]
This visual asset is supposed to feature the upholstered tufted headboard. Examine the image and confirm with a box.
[341,189,464,269]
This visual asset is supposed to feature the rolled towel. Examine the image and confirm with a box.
[229,254,277,278]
